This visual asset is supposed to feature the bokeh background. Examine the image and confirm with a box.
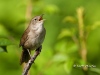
[0,0,100,75]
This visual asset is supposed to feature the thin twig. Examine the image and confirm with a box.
[22,47,41,75]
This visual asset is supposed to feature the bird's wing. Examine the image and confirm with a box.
[19,27,30,47]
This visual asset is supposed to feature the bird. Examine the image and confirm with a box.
[19,14,46,65]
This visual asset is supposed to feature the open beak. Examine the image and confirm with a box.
[39,14,44,21]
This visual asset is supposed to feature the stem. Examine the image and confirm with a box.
[25,0,32,28]
[77,7,88,71]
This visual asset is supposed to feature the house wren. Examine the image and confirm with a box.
[19,14,46,64]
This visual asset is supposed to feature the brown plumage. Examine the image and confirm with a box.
[19,15,46,64]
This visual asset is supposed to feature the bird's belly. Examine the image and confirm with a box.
[24,34,43,50]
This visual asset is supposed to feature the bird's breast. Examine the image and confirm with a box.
[24,27,45,50]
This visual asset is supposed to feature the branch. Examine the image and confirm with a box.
[22,46,42,75]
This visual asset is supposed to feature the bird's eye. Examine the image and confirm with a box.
[34,19,37,20]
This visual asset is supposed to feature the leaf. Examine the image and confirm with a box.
[91,21,100,30]
[79,59,86,65]
[0,38,12,46]
[66,44,78,54]
[0,38,12,52]
[58,29,72,39]
[1,46,7,52]
[54,40,67,52]
[44,4,59,14]
[64,59,74,74]
[90,68,100,74]
[52,54,68,63]
[0,24,9,37]
[63,16,76,23]
[0,47,5,52]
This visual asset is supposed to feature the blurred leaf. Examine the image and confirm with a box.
[44,4,59,14]
[52,54,68,63]
[90,68,100,74]
[79,59,86,65]
[66,44,78,54]
[0,24,9,37]
[54,40,67,52]
[64,59,74,74]
[63,16,76,23]
[0,47,5,52]
[1,46,7,52]
[0,38,12,46]
[58,29,72,39]
[87,28,100,61]
[91,21,100,30]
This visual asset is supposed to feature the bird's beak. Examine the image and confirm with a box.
[39,14,44,21]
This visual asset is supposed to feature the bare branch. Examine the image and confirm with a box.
[22,46,42,75]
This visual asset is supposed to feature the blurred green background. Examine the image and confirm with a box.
[0,0,100,75]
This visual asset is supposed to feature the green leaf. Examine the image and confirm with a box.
[63,16,76,23]
[64,59,74,74]
[58,29,72,39]
[52,54,68,63]
[1,46,7,52]
[79,59,86,65]
[0,47,5,52]
[0,24,9,37]
[0,46,7,52]
[90,68,100,74]
[54,40,67,52]
[91,21,100,30]
[44,4,59,14]
[66,44,78,54]
[0,38,12,46]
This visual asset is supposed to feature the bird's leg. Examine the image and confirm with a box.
[27,49,31,57]
[36,45,42,52]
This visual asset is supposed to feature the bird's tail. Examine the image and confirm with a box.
[20,48,31,65]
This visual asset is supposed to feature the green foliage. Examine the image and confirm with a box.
[0,38,12,52]
[0,0,100,75]
[0,38,12,46]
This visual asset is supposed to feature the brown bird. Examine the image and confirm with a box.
[19,14,46,64]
